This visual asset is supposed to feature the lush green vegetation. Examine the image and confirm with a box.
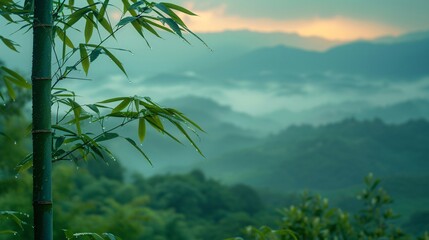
[232,174,429,240]
[1,92,429,239]
[0,163,267,239]
[2,161,429,239]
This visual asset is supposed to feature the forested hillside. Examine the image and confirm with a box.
[198,118,429,192]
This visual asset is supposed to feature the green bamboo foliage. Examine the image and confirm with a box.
[1,0,206,239]
[31,0,53,239]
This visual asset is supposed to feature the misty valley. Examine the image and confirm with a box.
[2,21,429,240]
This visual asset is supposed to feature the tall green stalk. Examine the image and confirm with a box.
[31,0,53,239]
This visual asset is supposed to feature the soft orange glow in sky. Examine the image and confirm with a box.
[180,3,403,41]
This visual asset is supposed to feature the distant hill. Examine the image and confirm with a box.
[205,38,429,81]
[110,96,429,180]
[375,30,429,44]
[195,119,429,193]
[270,99,429,127]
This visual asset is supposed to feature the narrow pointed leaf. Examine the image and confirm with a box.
[111,98,131,113]
[161,17,182,37]
[128,1,145,10]
[52,125,77,135]
[87,104,100,114]
[1,66,29,86]
[155,3,186,27]
[55,136,66,149]
[98,0,109,21]
[0,35,19,52]
[124,137,152,165]
[65,7,92,29]
[95,133,119,142]
[138,117,146,143]
[69,99,83,135]
[117,16,137,27]
[139,19,160,37]
[79,44,90,75]
[4,78,16,100]
[172,121,204,157]
[93,11,114,34]
[56,27,74,48]
[144,18,173,33]
[103,48,127,76]
[90,47,102,62]
[161,2,197,16]
[102,232,122,240]
[16,153,33,173]
[98,97,128,104]
[84,13,94,43]
[4,75,31,89]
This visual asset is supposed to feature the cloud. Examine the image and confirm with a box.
[179,3,404,41]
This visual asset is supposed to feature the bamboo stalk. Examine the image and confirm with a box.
[31,0,53,239]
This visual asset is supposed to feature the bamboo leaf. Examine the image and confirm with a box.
[0,211,27,230]
[0,35,19,52]
[69,99,83,135]
[107,111,139,118]
[15,153,33,173]
[65,7,92,29]
[111,98,131,113]
[144,115,182,144]
[98,97,128,104]
[98,0,109,21]
[87,104,100,114]
[89,145,104,159]
[1,66,29,87]
[128,1,145,11]
[183,25,211,49]
[56,27,74,48]
[146,115,164,132]
[84,12,94,43]
[171,121,204,157]
[117,16,138,27]
[168,108,205,132]
[93,11,114,34]
[138,117,146,143]
[144,18,173,33]
[4,75,31,89]
[79,44,90,75]
[134,98,140,112]
[73,233,104,240]
[103,48,127,77]
[139,18,160,37]
[124,137,152,165]
[160,17,182,37]
[23,0,33,11]
[52,125,77,135]
[90,47,102,62]
[161,2,197,16]
[55,136,66,150]
[4,78,16,100]
[64,137,80,144]
[102,233,122,240]
[155,3,186,27]
[68,0,75,9]
[0,230,18,235]
[95,133,119,142]
[131,19,145,39]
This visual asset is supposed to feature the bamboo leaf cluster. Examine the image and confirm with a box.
[1,0,206,239]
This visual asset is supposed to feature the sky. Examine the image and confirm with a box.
[170,0,429,41]
[2,0,429,115]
